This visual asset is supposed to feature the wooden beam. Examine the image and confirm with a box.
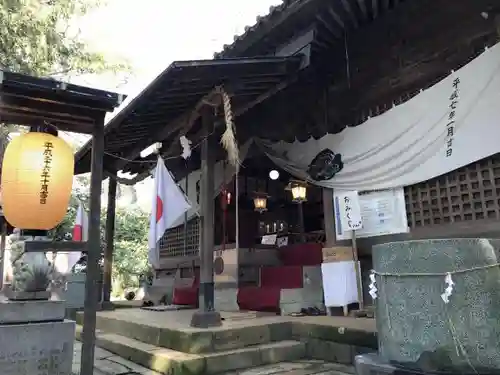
[317,15,342,38]
[126,76,299,177]
[372,0,379,19]
[113,87,222,171]
[327,4,346,29]
[357,0,368,20]
[381,0,390,12]
[340,0,359,28]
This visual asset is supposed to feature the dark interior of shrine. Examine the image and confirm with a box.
[213,150,325,249]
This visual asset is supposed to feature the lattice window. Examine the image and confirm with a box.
[405,154,500,228]
[159,217,200,258]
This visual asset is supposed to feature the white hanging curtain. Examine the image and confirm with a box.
[257,42,500,191]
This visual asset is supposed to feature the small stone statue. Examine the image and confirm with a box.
[8,229,53,296]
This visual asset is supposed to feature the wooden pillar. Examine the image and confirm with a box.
[297,203,306,243]
[190,106,222,328]
[322,188,336,247]
[102,176,117,303]
[0,219,6,289]
[80,118,105,375]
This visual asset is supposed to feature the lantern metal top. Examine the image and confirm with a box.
[0,70,126,134]
[253,191,270,198]
[286,179,308,188]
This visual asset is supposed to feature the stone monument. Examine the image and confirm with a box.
[0,229,74,375]
[355,239,500,375]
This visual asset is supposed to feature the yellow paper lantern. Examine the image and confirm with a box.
[1,132,74,230]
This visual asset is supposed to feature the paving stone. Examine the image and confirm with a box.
[72,341,161,375]
[104,356,162,374]
[220,360,354,375]
[236,361,314,375]
[95,346,114,359]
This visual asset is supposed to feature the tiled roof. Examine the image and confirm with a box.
[214,0,303,59]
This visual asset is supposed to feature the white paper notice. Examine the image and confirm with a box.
[321,261,361,307]
[334,188,409,240]
[261,234,277,245]
[337,191,363,231]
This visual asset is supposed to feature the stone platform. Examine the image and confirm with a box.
[0,298,75,375]
[73,339,355,375]
[74,308,376,374]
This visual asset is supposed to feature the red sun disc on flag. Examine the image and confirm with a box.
[156,196,163,223]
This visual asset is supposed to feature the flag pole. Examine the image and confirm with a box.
[183,173,189,256]
[235,169,239,251]
[153,146,162,274]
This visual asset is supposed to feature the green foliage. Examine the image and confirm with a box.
[0,0,130,76]
[50,180,150,296]
[109,208,149,295]
[108,207,149,277]
[0,0,138,295]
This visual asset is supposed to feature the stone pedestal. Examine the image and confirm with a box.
[213,246,281,312]
[280,265,324,315]
[214,248,239,312]
[214,287,239,311]
[50,274,87,309]
[0,298,75,374]
[0,299,65,324]
[372,239,500,373]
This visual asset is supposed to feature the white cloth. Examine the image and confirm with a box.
[321,261,361,307]
[148,156,191,268]
[259,42,500,191]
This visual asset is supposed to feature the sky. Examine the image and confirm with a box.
[75,0,282,103]
[63,0,281,146]
[65,0,282,208]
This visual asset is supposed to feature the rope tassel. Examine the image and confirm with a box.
[219,87,240,169]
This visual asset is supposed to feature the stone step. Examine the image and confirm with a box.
[220,360,355,375]
[75,325,306,375]
[75,311,290,353]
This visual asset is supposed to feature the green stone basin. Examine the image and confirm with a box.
[373,238,500,373]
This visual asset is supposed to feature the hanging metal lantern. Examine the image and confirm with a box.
[287,180,308,203]
[253,192,268,213]
[1,129,74,230]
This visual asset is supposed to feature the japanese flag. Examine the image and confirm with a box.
[73,201,88,242]
[148,156,191,268]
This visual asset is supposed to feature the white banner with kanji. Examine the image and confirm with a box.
[259,42,500,191]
